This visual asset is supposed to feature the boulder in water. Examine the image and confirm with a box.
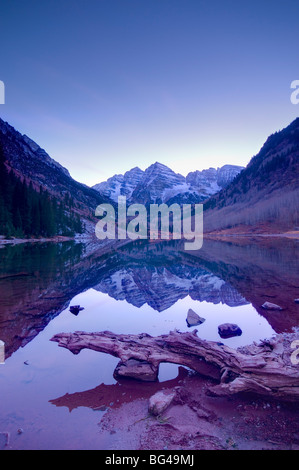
[186,308,205,327]
[218,323,242,339]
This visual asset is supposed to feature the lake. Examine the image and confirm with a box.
[0,236,298,449]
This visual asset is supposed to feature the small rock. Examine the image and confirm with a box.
[218,323,242,339]
[261,302,283,311]
[114,359,158,382]
[294,299,299,304]
[148,390,176,416]
[186,308,205,327]
[69,305,84,315]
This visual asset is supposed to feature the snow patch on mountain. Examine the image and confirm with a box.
[92,162,244,205]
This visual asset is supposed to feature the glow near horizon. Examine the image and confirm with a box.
[0,0,298,186]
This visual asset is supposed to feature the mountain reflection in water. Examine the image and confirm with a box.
[0,236,298,360]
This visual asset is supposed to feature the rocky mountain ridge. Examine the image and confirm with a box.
[0,118,108,227]
[93,161,244,205]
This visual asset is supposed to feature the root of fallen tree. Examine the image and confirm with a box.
[50,329,299,402]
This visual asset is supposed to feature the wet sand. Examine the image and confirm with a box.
[51,367,299,451]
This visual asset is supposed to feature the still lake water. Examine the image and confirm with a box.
[0,237,298,449]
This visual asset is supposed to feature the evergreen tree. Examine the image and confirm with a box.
[0,142,84,238]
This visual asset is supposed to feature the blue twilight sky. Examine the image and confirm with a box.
[0,0,298,186]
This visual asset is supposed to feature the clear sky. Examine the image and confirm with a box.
[0,0,298,186]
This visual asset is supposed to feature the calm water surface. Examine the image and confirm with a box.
[0,238,298,449]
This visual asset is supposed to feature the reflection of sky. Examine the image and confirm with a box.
[1,287,276,390]
[66,288,276,347]
[0,287,277,448]
[1,0,299,186]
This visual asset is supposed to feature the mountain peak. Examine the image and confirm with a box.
[124,166,143,177]
[153,161,168,167]
[93,162,243,205]
[146,161,173,172]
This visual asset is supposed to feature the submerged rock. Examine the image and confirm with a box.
[186,308,205,327]
[218,323,242,339]
[261,302,283,311]
[294,299,299,304]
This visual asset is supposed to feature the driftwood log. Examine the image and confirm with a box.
[51,329,299,402]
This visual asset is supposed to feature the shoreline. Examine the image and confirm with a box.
[204,230,299,240]
[0,235,92,245]
[76,366,299,451]
[1,230,299,246]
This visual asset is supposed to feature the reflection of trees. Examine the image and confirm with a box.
[1,236,299,360]
[0,242,84,280]
[0,242,85,357]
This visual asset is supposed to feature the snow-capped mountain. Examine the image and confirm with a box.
[186,165,244,198]
[92,166,144,202]
[92,161,244,205]
[130,162,186,204]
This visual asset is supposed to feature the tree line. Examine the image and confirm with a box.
[0,145,83,238]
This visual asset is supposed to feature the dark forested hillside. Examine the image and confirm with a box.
[0,118,110,237]
[203,118,299,233]
[0,144,83,238]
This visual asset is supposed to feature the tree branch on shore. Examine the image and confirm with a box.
[51,329,299,402]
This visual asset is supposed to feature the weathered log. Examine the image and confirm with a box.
[50,329,299,402]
